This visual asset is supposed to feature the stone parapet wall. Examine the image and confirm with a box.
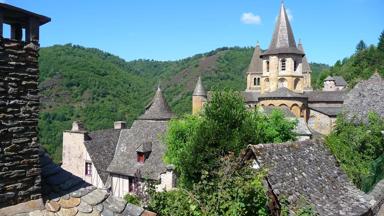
[0,38,41,207]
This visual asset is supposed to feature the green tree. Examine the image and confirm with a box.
[326,112,384,191]
[356,40,367,52]
[378,30,384,52]
[164,90,297,187]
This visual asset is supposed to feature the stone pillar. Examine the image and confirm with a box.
[10,24,23,41]
[0,38,42,208]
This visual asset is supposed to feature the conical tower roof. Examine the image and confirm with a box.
[262,3,304,56]
[298,41,311,73]
[139,86,174,120]
[247,42,263,74]
[193,76,207,96]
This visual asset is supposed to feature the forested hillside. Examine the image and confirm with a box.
[314,31,384,89]
[38,44,327,161]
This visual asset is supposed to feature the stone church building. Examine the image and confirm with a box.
[193,2,347,135]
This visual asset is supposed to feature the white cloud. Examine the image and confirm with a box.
[0,0,6,3]
[241,12,261,25]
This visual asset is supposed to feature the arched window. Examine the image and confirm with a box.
[281,58,286,71]
[253,77,261,86]
[294,78,302,90]
[294,61,297,71]
[266,61,270,72]
[278,78,288,88]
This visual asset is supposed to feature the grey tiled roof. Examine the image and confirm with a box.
[261,106,296,118]
[247,44,263,74]
[324,76,335,81]
[344,73,384,122]
[298,42,311,73]
[247,140,372,216]
[259,88,307,99]
[193,76,207,96]
[84,128,121,184]
[262,3,304,56]
[305,90,347,102]
[308,105,342,117]
[334,76,347,86]
[107,120,168,180]
[138,87,174,121]
[37,148,155,216]
[243,91,260,102]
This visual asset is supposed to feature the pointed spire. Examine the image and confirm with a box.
[139,85,174,120]
[247,42,263,74]
[297,41,311,73]
[193,76,207,96]
[262,2,303,56]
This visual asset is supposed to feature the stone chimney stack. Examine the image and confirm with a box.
[71,121,86,132]
[114,121,126,129]
[0,3,50,208]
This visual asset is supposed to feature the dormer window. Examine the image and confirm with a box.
[281,59,286,71]
[137,152,145,163]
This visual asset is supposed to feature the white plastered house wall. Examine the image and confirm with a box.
[62,122,104,188]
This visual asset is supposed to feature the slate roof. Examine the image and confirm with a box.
[246,139,372,216]
[84,128,121,184]
[16,148,155,216]
[334,76,348,86]
[324,76,335,81]
[243,91,260,102]
[261,106,296,118]
[107,120,169,180]
[247,43,263,74]
[298,42,311,73]
[259,87,307,99]
[305,90,347,102]
[308,105,342,117]
[343,73,384,122]
[138,87,174,121]
[193,76,207,96]
[262,3,304,56]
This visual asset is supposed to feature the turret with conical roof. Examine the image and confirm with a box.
[139,86,174,120]
[298,40,313,91]
[256,2,306,94]
[192,76,207,114]
[262,3,303,56]
[246,42,263,92]
[193,76,207,97]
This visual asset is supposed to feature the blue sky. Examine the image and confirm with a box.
[3,0,384,65]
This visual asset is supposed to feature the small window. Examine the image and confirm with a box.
[266,61,270,72]
[257,77,260,86]
[281,59,286,71]
[137,152,145,163]
[85,162,92,176]
[253,78,257,86]
[294,61,297,71]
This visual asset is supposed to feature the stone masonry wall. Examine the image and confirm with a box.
[0,38,41,208]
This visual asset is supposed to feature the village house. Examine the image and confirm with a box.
[62,86,177,198]
[192,2,348,136]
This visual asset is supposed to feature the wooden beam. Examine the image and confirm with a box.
[11,24,22,41]
[0,14,3,38]
[26,17,39,42]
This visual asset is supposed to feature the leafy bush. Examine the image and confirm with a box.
[326,112,384,191]
[124,193,141,206]
[164,90,297,187]
[148,154,268,216]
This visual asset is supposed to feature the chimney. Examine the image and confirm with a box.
[0,3,50,210]
[71,121,86,132]
[114,121,126,129]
